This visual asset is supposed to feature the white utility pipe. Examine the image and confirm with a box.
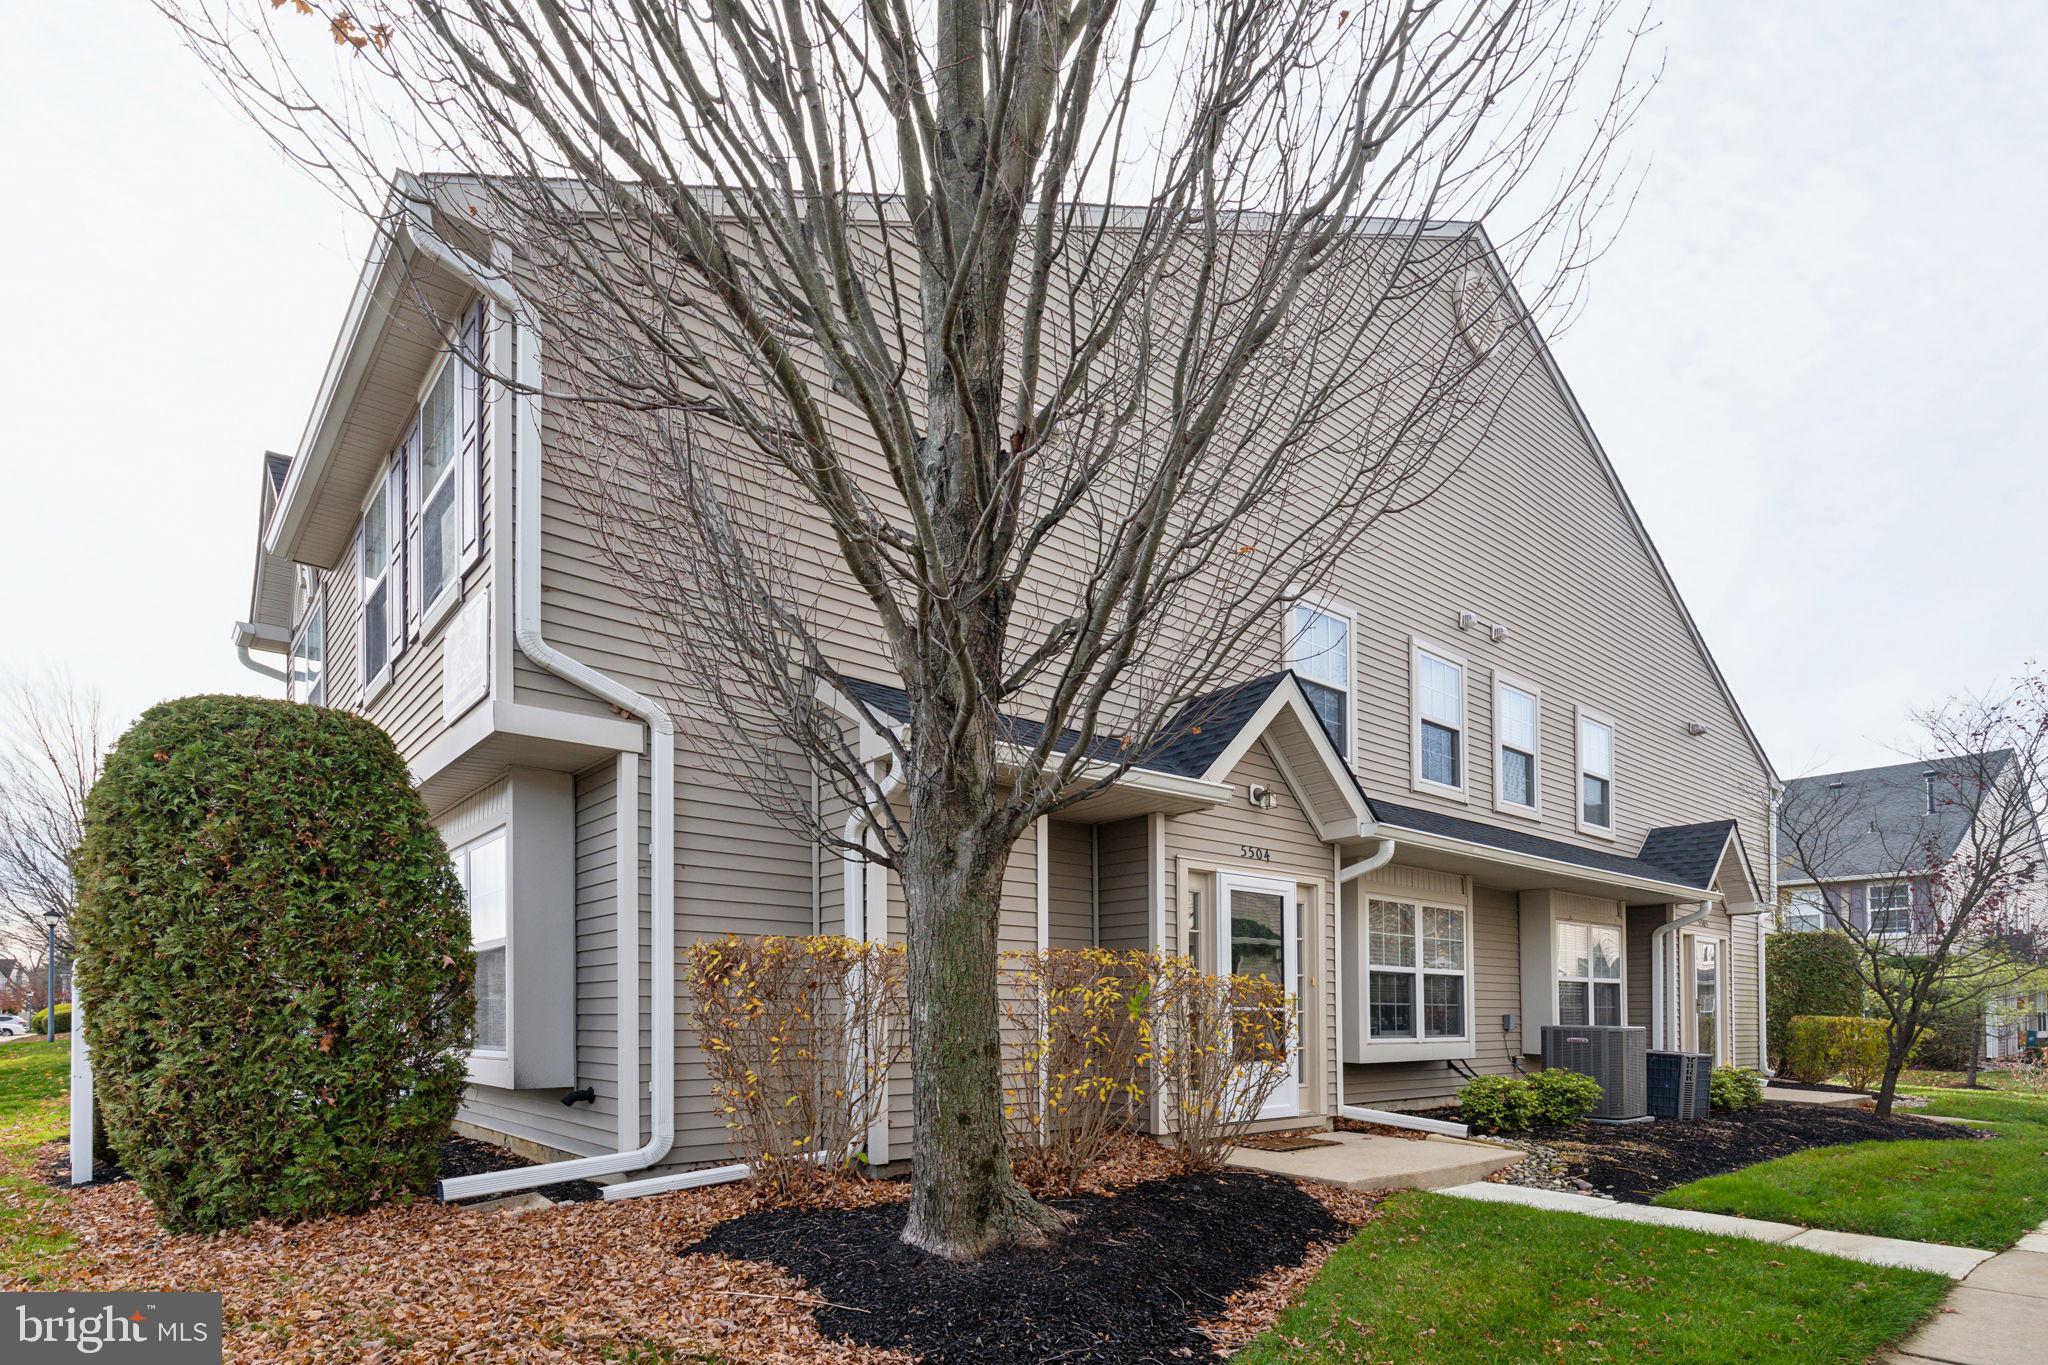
[1334,838,1396,1105]
[415,219,679,1200]
[1338,1104,1467,1139]
[1338,839,1398,884]
[1650,904,1712,1051]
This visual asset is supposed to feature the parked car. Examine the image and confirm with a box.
[0,1015,29,1037]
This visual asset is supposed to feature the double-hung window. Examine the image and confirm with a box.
[1782,888,1827,933]
[416,358,461,622]
[1494,673,1540,816]
[452,829,509,1053]
[1286,602,1352,757]
[289,596,326,707]
[1577,707,1615,834]
[1412,640,1467,795]
[358,465,401,695]
[1366,898,1468,1041]
[1867,882,1912,936]
[1556,921,1623,1026]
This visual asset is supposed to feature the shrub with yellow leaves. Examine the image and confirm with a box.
[1001,948,1154,1193]
[1147,954,1295,1171]
[682,933,907,1195]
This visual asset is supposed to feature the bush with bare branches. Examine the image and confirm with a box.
[682,934,907,1194]
[1001,948,1154,1193]
[1147,955,1295,1171]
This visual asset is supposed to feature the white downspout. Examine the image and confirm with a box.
[421,221,678,1200]
[1333,837,1396,1118]
[1650,904,1711,1051]
[1337,838,1398,885]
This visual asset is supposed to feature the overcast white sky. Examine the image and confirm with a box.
[2,5,2042,780]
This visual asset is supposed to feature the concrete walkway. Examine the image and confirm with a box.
[1436,1181,1995,1278]
[1888,1219,2048,1365]
[1225,1130,1520,1191]
[1761,1083,1869,1108]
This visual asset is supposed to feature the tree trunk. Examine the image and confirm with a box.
[1966,1010,1983,1087]
[1874,1043,1908,1119]
[897,774,1061,1260]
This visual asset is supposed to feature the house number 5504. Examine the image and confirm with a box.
[1239,845,1273,862]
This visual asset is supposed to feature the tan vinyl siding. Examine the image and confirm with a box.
[1095,817,1151,952]
[1047,820,1096,948]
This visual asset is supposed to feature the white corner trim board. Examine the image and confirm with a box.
[414,214,680,1202]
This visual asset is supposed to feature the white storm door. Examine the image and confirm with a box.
[1684,933,1722,1064]
[1217,872,1299,1120]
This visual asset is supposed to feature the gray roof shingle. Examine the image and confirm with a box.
[1778,752,2010,883]
[1367,799,1732,891]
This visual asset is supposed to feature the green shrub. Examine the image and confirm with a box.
[28,1003,71,1035]
[1458,1074,1536,1133]
[1527,1067,1603,1124]
[74,696,473,1233]
[1785,1015,1889,1090]
[1766,931,1861,1068]
[1710,1066,1764,1111]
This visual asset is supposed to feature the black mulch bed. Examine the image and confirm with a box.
[439,1136,605,1203]
[693,1170,1346,1365]
[36,1139,126,1190]
[1421,1104,1980,1203]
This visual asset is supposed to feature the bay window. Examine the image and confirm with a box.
[1577,706,1615,834]
[1412,639,1467,795]
[1867,882,1912,936]
[452,829,509,1053]
[416,357,461,621]
[1367,897,1469,1041]
[358,462,402,696]
[289,596,325,707]
[1494,673,1540,816]
[1286,601,1352,757]
[1555,921,1623,1026]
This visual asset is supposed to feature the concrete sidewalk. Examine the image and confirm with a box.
[1226,1130,1520,1191]
[1888,1219,2048,1365]
[1436,1181,1995,1278]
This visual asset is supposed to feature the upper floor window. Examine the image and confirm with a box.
[1577,706,1615,834]
[1287,602,1351,756]
[1412,639,1466,796]
[1782,887,1826,933]
[359,466,400,695]
[1556,921,1622,1026]
[417,358,461,619]
[1867,881,1912,936]
[1494,673,1540,816]
[452,828,509,1053]
[290,596,325,707]
[1366,897,1469,1041]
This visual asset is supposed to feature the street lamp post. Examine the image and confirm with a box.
[44,910,60,1042]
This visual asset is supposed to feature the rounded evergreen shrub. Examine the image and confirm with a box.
[1765,930,1861,1069]
[29,1003,72,1035]
[1527,1067,1603,1124]
[74,696,473,1232]
[1710,1066,1764,1111]
[1457,1073,1536,1133]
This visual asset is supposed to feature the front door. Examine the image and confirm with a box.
[1217,872,1299,1119]
[1683,933,1721,1063]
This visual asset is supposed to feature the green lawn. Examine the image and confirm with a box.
[0,1039,77,1285]
[1237,1191,1947,1365]
[1655,1090,2048,1250]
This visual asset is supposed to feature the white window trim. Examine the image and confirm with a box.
[1362,894,1474,1052]
[1553,919,1626,1027]
[412,352,465,641]
[1282,595,1357,764]
[358,463,400,706]
[452,825,510,1060]
[1575,703,1617,839]
[289,591,326,708]
[1409,635,1469,802]
[1866,881,1913,937]
[1780,887,1827,933]
[1491,669,1542,821]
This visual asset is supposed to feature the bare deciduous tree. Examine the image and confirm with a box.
[160,0,1651,1256]
[0,674,108,971]
[1778,674,2048,1118]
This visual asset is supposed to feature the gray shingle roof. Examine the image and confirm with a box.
[1778,752,2010,883]
[1368,800,1733,891]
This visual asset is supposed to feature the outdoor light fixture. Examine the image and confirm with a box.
[1686,721,1710,737]
[1247,784,1278,810]
[1456,609,1510,643]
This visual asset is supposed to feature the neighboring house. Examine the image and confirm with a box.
[218,179,1776,1183]
[1776,755,2048,1062]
